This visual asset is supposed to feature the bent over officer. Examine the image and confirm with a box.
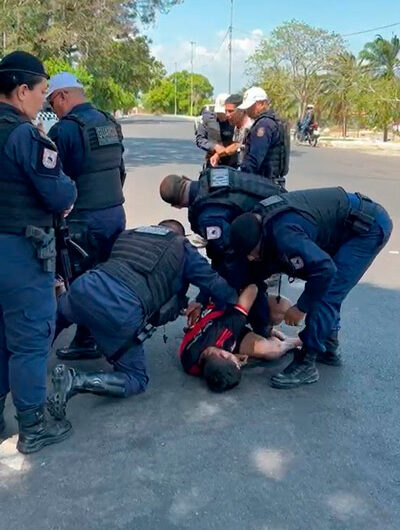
[47,220,237,421]
[230,187,392,389]
[46,72,126,361]
[159,168,285,336]
[0,52,76,453]
[238,87,289,187]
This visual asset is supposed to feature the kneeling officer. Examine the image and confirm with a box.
[230,187,392,388]
[48,220,237,420]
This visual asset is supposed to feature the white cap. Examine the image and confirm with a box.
[214,93,229,113]
[46,72,83,98]
[238,87,268,110]
[307,104,314,109]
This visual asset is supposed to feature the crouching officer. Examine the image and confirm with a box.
[230,187,392,388]
[46,72,126,361]
[159,168,285,336]
[0,51,77,453]
[47,220,237,420]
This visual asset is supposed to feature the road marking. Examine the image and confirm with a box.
[388,250,399,254]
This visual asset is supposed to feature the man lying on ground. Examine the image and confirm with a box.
[179,284,301,392]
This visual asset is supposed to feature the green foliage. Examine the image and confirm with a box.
[144,70,213,115]
[360,35,400,79]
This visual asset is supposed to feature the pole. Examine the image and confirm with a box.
[228,0,233,93]
[190,41,195,116]
[174,62,177,115]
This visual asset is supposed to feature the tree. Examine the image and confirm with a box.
[247,20,345,116]
[360,35,400,79]
[144,70,213,115]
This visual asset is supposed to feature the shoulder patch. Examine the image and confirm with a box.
[42,148,58,169]
[206,226,222,240]
[256,127,265,137]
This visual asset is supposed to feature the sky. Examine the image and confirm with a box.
[143,0,400,95]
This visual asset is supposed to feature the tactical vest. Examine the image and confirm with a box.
[254,187,351,251]
[63,110,124,211]
[97,226,185,318]
[188,167,284,235]
[0,112,54,234]
[249,110,290,182]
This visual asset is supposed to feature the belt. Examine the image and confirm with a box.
[346,193,377,233]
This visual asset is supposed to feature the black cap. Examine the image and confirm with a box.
[230,213,262,256]
[0,51,48,78]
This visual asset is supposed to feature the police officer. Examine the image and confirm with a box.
[195,93,235,168]
[46,72,126,361]
[0,51,77,453]
[238,87,289,187]
[47,220,237,420]
[159,169,285,336]
[229,187,392,389]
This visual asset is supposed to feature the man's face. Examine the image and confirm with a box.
[202,347,241,370]
[246,100,267,119]
[225,103,238,125]
[47,89,70,118]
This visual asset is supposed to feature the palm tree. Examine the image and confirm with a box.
[359,35,400,78]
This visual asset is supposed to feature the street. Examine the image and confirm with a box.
[1,115,399,530]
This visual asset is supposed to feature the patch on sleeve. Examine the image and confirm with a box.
[290,256,304,270]
[206,226,222,240]
[42,148,58,169]
[256,127,265,137]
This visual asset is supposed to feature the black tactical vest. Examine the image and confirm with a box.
[63,110,124,211]
[0,112,54,234]
[188,167,284,235]
[97,226,185,318]
[255,187,351,251]
[250,110,290,183]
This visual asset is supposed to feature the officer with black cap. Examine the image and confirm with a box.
[230,187,392,388]
[47,219,237,421]
[159,169,286,337]
[46,72,127,361]
[0,51,77,453]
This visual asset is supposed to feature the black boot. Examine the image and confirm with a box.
[317,331,342,366]
[56,325,101,360]
[270,348,319,389]
[0,394,6,440]
[16,406,72,454]
[47,364,127,420]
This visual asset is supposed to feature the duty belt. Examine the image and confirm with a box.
[346,193,377,233]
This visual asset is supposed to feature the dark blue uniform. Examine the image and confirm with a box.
[48,103,126,260]
[0,103,76,410]
[240,113,280,178]
[259,193,392,353]
[56,239,237,396]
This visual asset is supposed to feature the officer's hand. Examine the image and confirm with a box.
[213,144,225,155]
[210,153,220,167]
[284,305,305,326]
[186,301,202,328]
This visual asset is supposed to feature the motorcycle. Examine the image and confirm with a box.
[294,121,320,147]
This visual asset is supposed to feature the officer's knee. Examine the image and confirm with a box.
[124,372,149,397]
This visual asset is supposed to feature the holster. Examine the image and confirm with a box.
[346,193,376,234]
[25,225,56,273]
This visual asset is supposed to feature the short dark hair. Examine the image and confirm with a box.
[0,72,44,97]
[203,356,241,392]
[225,93,243,107]
[158,219,185,235]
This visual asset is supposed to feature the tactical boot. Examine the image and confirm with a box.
[47,364,127,420]
[317,331,342,366]
[270,348,319,389]
[56,325,101,360]
[0,394,6,440]
[16,406,72,454]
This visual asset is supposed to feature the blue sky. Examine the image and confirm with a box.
[144,0,400,94]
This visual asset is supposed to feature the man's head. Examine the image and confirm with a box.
[159,174,192,208]
[46,72,85,118]
[230,212,263,261]
[225,93,245,127]
[238,86,269,119]
[202,347,241,392]
[0,51,48,120]
[214,93,229,121]
[306,104,314,110]
[158,219,185,235]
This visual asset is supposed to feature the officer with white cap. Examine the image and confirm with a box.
[47,72,127,361]
[195,92,235,167]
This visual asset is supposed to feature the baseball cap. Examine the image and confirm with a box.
[0,51,48,78]
[214,93,229,113]
[46,72,83,99]
[238,87,268,110]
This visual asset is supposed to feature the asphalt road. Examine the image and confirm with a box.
[1,115,399,530]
